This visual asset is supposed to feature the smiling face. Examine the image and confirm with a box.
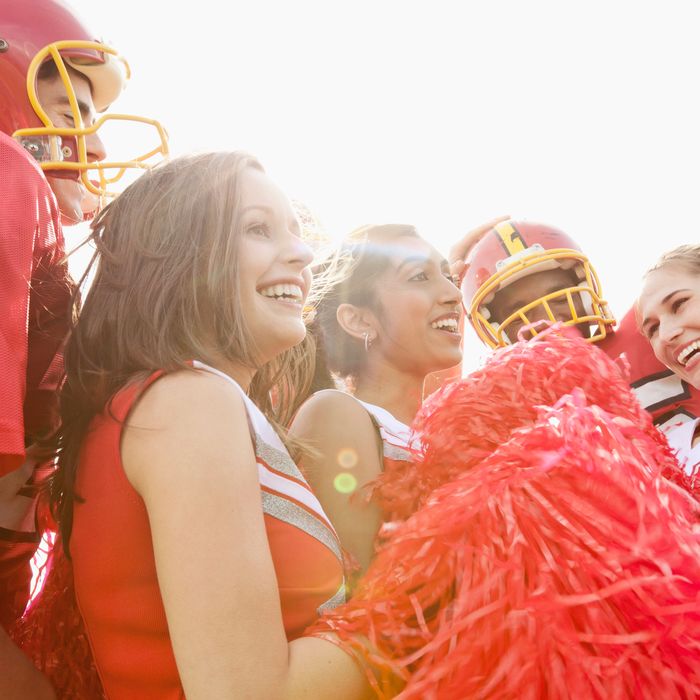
[236,167,314,365]
[639,264,700,389]
[369,234,463,377]
[37,65,107,225]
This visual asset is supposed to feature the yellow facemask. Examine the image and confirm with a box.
[13,40,169,199]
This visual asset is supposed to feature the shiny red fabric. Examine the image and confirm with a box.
[0,131,72,474]
[11,535,104,699]
[0,130,74,697]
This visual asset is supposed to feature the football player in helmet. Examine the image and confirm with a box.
[460,219,700,429]
[0,2,167,693]
[462,219,615,348]
[1,0,168,224]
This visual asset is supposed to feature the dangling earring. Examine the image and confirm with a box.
[364,332,373,352]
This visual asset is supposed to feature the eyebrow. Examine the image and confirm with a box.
[240,205,301,231]
[544,282,571,296]
[641,288,691,333]
[504,284,566,314]
[396,254,430,272]
[55,95,93,121]
[661,288,691,305]
[240,205,273,214]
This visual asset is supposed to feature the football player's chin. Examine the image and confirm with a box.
[48,177,84,226]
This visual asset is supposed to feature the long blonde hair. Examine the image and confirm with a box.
[50,152,315,548]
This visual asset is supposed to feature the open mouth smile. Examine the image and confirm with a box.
[677,340,700,368]
[258,283,304,304]
[431,315,461,336]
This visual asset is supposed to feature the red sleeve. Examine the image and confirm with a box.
[601,307,700,428]
[0,133,68,476]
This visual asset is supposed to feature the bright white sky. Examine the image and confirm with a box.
[67,0,699,367]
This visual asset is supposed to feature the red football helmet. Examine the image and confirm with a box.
[0,0,168,200]
[461,220,615,348]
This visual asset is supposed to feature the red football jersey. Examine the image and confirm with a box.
[600,307,700,431]
[0,132,73,475]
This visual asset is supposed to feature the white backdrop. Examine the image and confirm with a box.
[66,0,700,368]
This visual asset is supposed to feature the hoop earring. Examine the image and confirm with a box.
[364,332,373,352]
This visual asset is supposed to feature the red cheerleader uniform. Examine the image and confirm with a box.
[351,398,425,523]
[354,399,418,467]
[69,362,345,699]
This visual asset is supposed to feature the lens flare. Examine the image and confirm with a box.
[337,448,358,469]
[333,473,358,494]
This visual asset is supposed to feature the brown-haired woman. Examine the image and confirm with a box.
[289,220,504,575]
[638,244,700,475]
[37,152,372,699]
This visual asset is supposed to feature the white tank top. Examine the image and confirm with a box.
[666,416,700,477]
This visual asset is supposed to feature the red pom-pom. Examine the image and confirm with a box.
[310,334,700,698]
[11,536,105,699]
[372,331,696,522]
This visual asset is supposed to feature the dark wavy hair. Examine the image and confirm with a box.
[303,224,419,398]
